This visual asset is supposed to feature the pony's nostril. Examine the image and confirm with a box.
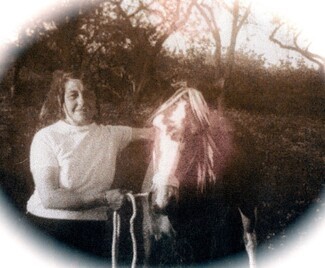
[153,204,168,215]
[153,204,161,213]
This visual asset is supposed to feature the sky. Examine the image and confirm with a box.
[252,0,325,65]
[0,0,324,267]
[164,0,325,66]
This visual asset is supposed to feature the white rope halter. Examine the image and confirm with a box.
[111,192,149,268]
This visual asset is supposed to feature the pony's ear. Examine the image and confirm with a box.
[145,116,154,127]
[52,70,65,80]
[171,81,187,90]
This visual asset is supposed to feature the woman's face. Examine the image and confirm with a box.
[63,79,97,126]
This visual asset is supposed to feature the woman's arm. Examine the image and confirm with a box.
[131,127,155,141]
[32,167,124,210]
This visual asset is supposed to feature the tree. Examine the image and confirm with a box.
[269,18,325,78]
[7,0,100,99]
[194,0,252,99]
[7,0,200,103]
[106,0,198,102]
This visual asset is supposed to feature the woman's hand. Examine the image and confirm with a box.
[104,189,126,211]
[131,127,155,141]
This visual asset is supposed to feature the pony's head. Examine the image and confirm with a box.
[149,85,218,213]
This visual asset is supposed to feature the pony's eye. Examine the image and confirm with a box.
[67,93,78,99]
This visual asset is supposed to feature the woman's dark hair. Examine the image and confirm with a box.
[39,70,99,127]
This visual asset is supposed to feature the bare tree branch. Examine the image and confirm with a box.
[164,0,197,37]
[269,24,325,69]
[220,0,232,13]
[236,2,251,34]
[196,4,215,32]
[195,1,222,68]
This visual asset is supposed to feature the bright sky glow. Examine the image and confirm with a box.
[252,0,325,58]
[0,0,58,42]
[0,0,324,267]
[166,0,325,65]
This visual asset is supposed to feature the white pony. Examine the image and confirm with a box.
[142,86,257,267]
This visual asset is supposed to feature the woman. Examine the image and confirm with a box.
[26,70,153,260]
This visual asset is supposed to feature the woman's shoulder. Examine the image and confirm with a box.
[37,120,62,132]
[33,121,66,140]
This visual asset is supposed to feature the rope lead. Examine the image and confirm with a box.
[112,211,120,268]
[127,193,137,268]
[112,192,144,268]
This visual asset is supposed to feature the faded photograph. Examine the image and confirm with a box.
[0,1,324,267]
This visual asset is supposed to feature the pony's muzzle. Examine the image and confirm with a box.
[151,186,178,215]
[152,203,168,215]
[152,199,178,215]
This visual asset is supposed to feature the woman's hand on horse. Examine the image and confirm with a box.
[104,189,127,211]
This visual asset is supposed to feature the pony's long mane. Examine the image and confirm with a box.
[151,86,232,192]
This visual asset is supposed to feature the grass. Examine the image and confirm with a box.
[227,108,324,249]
